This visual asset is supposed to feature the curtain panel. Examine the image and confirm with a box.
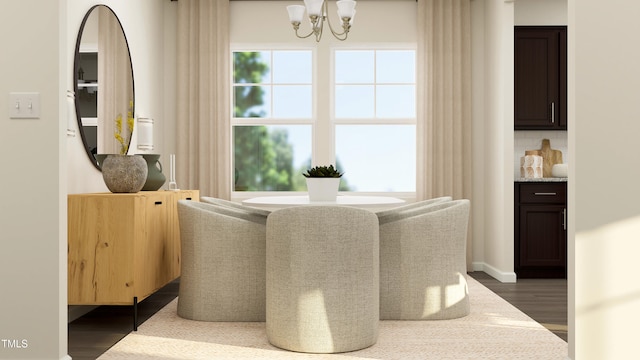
[176,0,231,198]
[417,0,473,267]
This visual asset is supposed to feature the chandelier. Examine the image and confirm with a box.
[286,0,357,42]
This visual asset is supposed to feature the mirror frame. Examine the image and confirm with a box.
[73,5,135,170]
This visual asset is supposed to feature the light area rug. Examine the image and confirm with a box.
[98,276,567,360]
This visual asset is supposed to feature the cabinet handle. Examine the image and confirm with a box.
[154,201,163,205]
[185,197,192,200]
[563,208,567,231]
[551,102,555,123]
[534,192,557,196]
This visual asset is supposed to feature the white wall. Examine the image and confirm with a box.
[471,0,516,282]
[515,0,567,25]
[470,0,487,277]
[0,0,68,358]
[570,0,640,358]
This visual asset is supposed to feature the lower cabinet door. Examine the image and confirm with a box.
[516,204,567,278]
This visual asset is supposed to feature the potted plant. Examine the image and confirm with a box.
[302,165,344,202]
[100,101,148,193]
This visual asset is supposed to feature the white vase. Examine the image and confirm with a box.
[305,177,340,202]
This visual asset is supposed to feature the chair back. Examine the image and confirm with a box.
[376,196,452,220]
[266,205,380,353]
[379,199,471,320]
[200,196,271,217]
[177,200,266,321]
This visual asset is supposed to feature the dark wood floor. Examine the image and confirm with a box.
[68,272,567,359]
[68,280,180,360]
[469,272,567,342]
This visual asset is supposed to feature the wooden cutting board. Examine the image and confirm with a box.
[525,139,563,177]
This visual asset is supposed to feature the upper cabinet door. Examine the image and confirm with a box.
[514,26,567,130]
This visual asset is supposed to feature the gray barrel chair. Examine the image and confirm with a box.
[200,196,271,217]
[176,200,266,321]
[266,206,379,353]
[378,199,471,320]
[375,196,452,219]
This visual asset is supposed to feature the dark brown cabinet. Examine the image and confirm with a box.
[515,182,567,278]
[514,26,567,130]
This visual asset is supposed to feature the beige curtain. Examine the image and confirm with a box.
[176,0,231,198]
[417,0,473,267]
[98,7,133,154]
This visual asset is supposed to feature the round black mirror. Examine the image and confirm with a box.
[73,5,134,170]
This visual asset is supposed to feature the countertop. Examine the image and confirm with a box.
[515,177,567,182]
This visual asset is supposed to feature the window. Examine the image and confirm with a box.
[334,50,416,192]
[232,50,313,191]
[232,47,416,194]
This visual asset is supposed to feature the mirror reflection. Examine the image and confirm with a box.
[74,5,134,170]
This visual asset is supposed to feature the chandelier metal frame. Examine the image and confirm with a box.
[287,0,356,42]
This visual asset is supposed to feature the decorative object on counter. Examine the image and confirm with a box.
[168,153,179,191]
[101,154,148,193]
[552,163,568,178]
[526,139,563,177]
[140,154,166,191]
[137,117,154,150]
[95,154,108,168]
[302,164,344,201]
[520,154,543,179]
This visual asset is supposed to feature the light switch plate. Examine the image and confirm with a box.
[9,92,40,119]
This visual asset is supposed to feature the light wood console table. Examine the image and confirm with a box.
[67,190,199,330]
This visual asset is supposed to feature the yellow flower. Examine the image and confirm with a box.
[114,101,135,155]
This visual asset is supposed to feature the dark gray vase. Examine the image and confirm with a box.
[101,154,148,193]
[140,154,166,191]
[95,154,108,169]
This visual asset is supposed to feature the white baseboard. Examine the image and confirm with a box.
[471,262,517,283]
[61,355,72,360]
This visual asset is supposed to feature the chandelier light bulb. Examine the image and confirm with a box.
[304,0,324,17]
[336,0,356,20]
[287,5,306,24]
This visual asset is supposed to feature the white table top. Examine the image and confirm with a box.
[242,195,405,211]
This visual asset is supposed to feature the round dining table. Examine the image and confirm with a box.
[242,195,405,211]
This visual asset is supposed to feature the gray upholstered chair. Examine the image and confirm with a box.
[176,200,266,321]
[375,196,452,219]
[200,196,271,217]
[266,206,379,353]
[379,199,471,320]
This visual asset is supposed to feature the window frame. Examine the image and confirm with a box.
[230,42,417,202]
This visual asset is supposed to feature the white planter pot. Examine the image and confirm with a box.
[305,177,341,202]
